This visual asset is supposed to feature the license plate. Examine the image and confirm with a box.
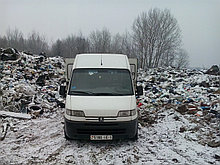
[90,135,113,140]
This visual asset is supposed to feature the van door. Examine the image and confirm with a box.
[128,58,137,89]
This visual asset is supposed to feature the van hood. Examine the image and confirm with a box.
[65,95,136,116]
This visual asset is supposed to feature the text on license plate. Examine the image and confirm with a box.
[90,135,113,140]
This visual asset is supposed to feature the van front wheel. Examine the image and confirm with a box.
[132,130,138,141]
[64,129,71,140]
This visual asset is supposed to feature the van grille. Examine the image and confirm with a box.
[77,128,125,135]
[85,123,117,126]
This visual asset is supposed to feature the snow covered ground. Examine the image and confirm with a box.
[0,106,219,165]
[0,49,220,164]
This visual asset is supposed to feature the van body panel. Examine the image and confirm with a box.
[65,95,137,122]
[74,54,130,69]
[66,95,135,116]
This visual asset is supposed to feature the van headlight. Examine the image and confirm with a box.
[117,109,136,117]
[66,109,85,117]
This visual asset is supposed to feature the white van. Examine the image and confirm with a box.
[61,54,143,140]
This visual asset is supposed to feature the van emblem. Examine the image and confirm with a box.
[99,117,104,122]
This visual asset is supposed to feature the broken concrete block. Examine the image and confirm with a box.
[176,104,188,114]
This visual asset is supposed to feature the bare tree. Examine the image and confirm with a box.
[132,8,182,68]
[0,36,8,48]
[175,49,189,69]
[1,11,188,67]
[58,33,89,58]
[89,30,137,57]
[74,33,90,55]
[0,28,49,55]
[120,32,137,58]
[26,31,49,54]
[50,39,63,57]
[89,28,111,53]
[62,35,75,57]
[110,33,123,54]
[160,49,176,67]
[4,28,25,50]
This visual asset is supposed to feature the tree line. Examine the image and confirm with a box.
[0,8,189,69]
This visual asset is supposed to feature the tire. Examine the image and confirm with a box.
[132,129,138,141]
[64,128,71,140]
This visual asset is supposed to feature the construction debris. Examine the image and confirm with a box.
[0,111,32,120]
[206,65,220,75]
[0,48,20,61]
[0,48,65,119]
[0,122,9,141]
[0,48,219,164]
[137,67,220,150]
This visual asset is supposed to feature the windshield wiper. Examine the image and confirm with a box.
[70,90,95,95]
[70,91,131,96]
[93,92,124,96]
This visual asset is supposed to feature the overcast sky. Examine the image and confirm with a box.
[0,0,219,68]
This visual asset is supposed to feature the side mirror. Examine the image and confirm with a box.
[59,85,66,97]
[136,86,143,96]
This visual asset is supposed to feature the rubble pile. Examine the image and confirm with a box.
[0,48,65,119]
[0,47,20,61]
[137,67,220,147]
[206,65,220,75]
[0,53,220,164]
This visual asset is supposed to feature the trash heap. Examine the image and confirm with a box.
[137,66,220,147]
[0,48,65,119]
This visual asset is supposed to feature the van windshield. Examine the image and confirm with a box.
[68,69,134,96]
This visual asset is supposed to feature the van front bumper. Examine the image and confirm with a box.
[64,117,138,140]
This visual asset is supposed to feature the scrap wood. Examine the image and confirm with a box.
[0,111,31,120]
[0,123,9,141]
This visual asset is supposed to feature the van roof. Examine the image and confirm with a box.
[73,54,130,69]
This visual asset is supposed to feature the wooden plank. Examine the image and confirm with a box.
[0,111,31,120]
